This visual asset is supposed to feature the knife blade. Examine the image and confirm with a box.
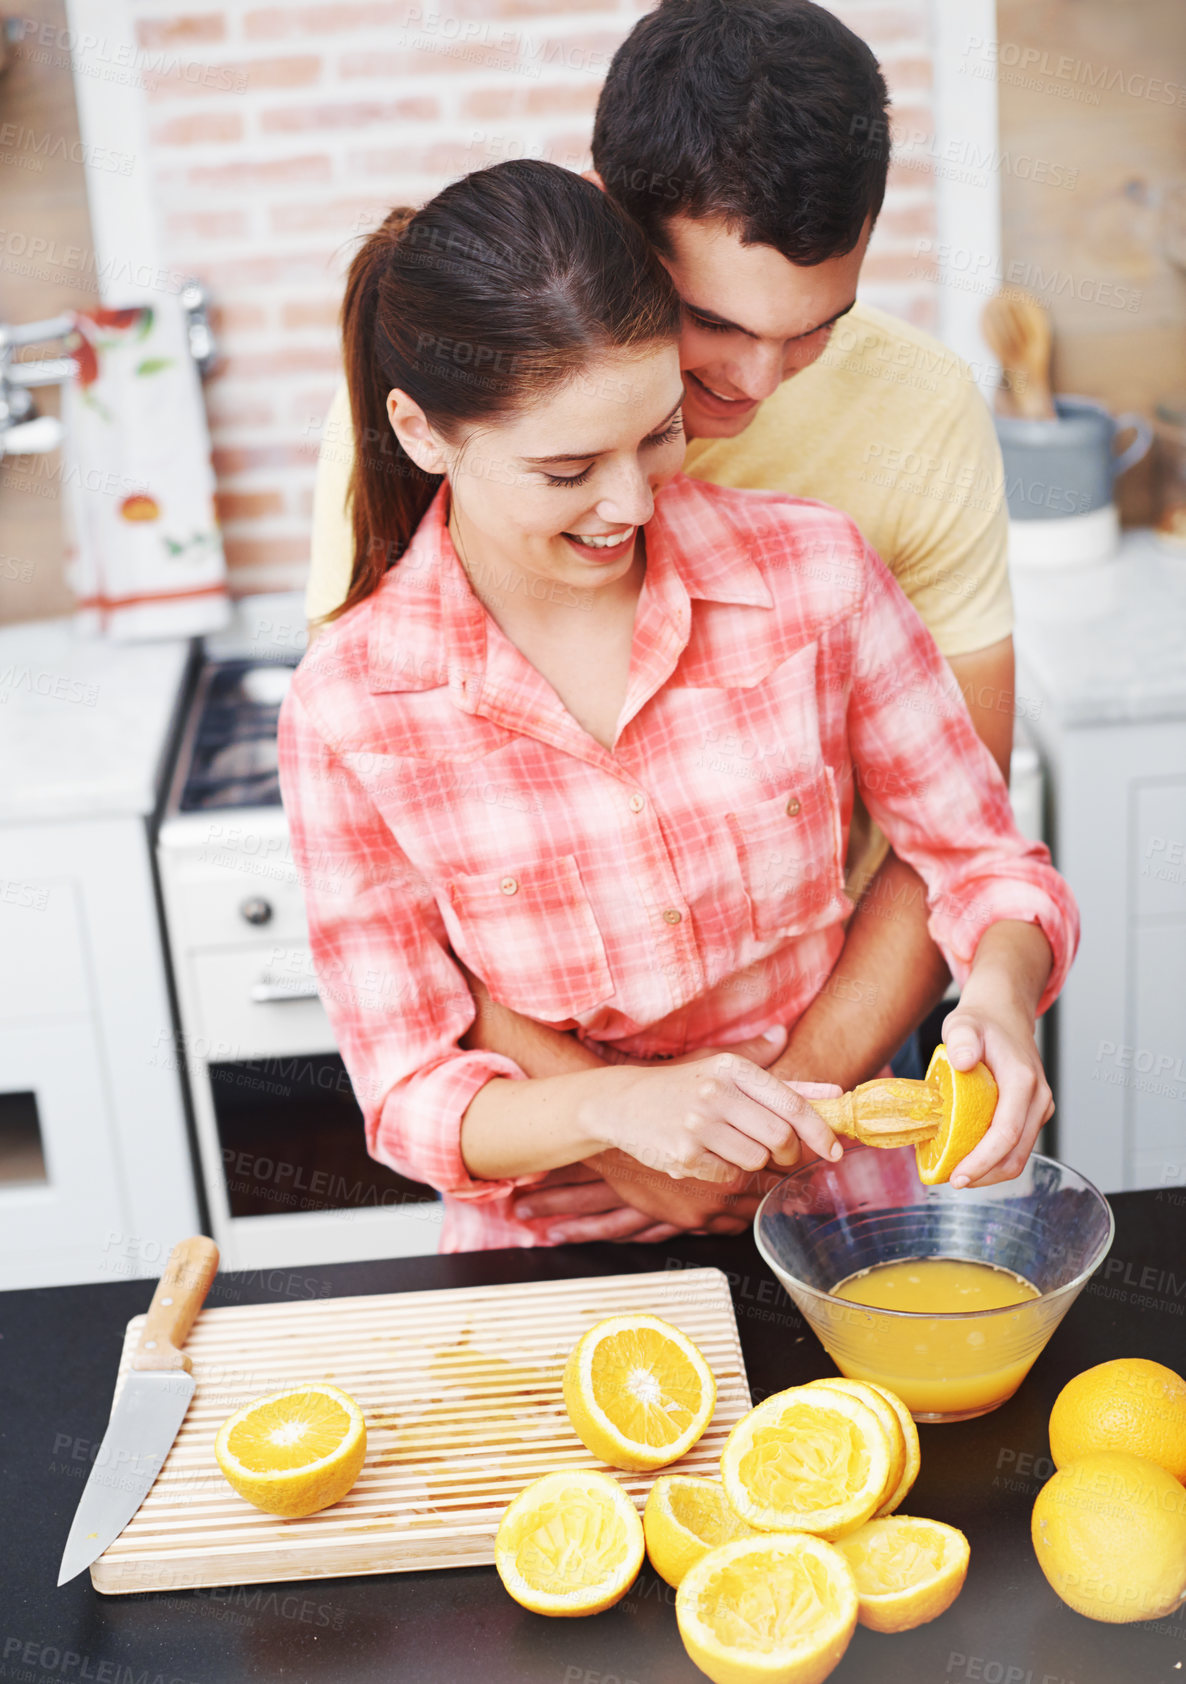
[57,1234,219,1587]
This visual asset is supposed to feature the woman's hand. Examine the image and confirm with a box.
[514,1069,842,1244]
[511,1025,796,1243]
[580,1053,844,1184]
[940,930,1055,1188]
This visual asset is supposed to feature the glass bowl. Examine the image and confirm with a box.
[754,1147,1114,1423]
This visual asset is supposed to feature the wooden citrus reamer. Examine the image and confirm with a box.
[809,1074,950,1150]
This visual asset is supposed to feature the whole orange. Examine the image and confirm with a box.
[1032,1451,1186,1623]
[1049,1359,1186,1483]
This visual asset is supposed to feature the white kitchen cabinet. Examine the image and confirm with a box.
[0,619,199,1287]
[1131,920,1186,1156]
[1014,530,1186,1193]
[0,1019,122,1278]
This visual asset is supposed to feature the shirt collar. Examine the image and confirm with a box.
[366,484,484,702]
[646,473,774,611]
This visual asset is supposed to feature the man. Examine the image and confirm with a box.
[303,0,1048,1244]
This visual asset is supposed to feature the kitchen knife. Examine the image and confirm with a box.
[57,1234,219,1587]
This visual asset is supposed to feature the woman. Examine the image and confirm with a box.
[279,161,1077,1253]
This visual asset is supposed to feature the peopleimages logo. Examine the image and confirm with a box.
[962,34,1186,107]
[1096,1040,1186,1075]
[912,241,1143,314]
[0,226,188,296]
[11,15,249,91]
[0,122,135,175]
[1143,834,1186,883]
[1,1635,204,1684]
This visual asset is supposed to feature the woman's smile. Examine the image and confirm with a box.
[561,526,637,562]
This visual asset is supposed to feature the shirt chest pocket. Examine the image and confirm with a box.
[726,766,852,943]
[444,854,614,1021]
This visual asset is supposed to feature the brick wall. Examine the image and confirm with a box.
[130,0,938,595]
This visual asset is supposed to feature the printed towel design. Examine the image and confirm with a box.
[62,299,230,640]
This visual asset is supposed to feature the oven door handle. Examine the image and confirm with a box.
[250,977,321,1003]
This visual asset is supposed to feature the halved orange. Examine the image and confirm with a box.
[643,1474,756,1588]
[803,1378,923,1515]
[214,1383,366,1517]
[834,1515,969,1631]
[803,1377,906,1514]
[563,1314,716,1472]
[865,1382,922,1515]
[495,1469,644,1616]
[915,1045,997,1184]
[676,1533,859,1684]
[720,1385,894,1540]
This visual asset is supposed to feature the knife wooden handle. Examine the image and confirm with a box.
[132,1235,220,1374]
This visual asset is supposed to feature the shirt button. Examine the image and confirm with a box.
[786,795,802,817]
[662,908,682,925]
[629,793,645,813]
[499,876,518,895]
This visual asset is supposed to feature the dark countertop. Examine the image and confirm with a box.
[3,1189,1184,1684]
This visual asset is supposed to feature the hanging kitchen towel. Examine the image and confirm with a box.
[62,298,230,640]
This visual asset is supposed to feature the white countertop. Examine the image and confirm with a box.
[202,589,307,664]
[0,618,193,823]
[1013,528,1186,726]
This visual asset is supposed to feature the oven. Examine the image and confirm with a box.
[156,595,441,1270]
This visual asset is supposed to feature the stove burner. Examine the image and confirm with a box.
[178,659,297,812]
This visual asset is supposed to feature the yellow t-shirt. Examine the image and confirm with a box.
[303,300,1011,890]
[682,301,1011,657]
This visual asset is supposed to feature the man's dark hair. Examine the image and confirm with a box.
[592,0,891,267]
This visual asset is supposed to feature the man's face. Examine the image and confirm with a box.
[658,213,871,439]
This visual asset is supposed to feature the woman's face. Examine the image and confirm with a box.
[391,343,686,597]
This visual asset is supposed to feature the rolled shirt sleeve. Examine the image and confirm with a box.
[845,543,1079,1017]
[277,687,545,1203]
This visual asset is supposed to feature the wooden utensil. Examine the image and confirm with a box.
[810,1074,949,1150]
[981,288,1057,420]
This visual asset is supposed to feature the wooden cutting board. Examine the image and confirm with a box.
[91,1267,751,1595]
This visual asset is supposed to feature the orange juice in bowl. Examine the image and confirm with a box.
[754,1147,1113,1422]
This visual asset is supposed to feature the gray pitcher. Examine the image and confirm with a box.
[995,395,1152,522]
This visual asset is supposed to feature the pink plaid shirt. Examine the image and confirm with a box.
[278,476,1078,1252]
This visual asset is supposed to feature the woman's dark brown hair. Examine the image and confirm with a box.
[331,159,681,620]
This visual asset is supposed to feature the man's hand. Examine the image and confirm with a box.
[590,1149,778,1237]
[516,1148,777,1243]
[514,1161,687,1245]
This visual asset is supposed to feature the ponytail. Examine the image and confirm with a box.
[334,207,440,620]
[324,161,681,621]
